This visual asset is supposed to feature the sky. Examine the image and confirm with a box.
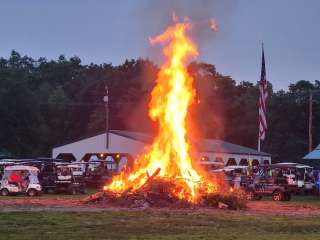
[0,0,319,90]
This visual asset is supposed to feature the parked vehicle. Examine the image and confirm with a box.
[40,163,86,194]
[245,164,297,201]
[0,165,42,196]
[276,163,315,194]
[84,159,117,187]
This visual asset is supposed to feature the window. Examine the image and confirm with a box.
[56,153,76,162]
[226,158,236,166]
[81,153,106,161]
[239,158,248,166]
[82,153,94,162]
[252,159,259,166]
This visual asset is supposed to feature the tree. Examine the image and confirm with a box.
[0,51,317,164]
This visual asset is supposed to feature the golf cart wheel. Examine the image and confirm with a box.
[27,189,37,197]
[0,188,9,196]
[272,190,284,201]
[246,191,255,201]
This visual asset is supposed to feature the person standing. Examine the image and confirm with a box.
[234,171,241,189]
[316,171,320,196]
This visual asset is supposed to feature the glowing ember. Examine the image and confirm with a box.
[210,18,218,32]
[104,20,217,203]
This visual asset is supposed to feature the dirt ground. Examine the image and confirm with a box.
[1,196,320,216]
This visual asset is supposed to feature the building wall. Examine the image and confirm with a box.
[53,133,271,165]
[52,133,146,160]
[196,151,271,165]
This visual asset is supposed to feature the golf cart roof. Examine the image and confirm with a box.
[223,165,248,171]
[0,161,15,165]
[199,161,224,166]
[296,164,313,169]
[260,163,313,169]
[212,169,224,173]
[5,165,39,171]
[0,158,20,162]
[274,162,313,168]
[66,164,83,168]
[276,162,297,165]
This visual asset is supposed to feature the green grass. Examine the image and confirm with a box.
[0,210,319,240]
[260,195,320,206]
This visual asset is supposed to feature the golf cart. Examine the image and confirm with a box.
[0,165,42,196]
[83,153,127,187]
[52,163,86,194]
[245,164,297,201]
[277,163,315,194]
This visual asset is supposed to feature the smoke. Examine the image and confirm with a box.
[133,0,238,63]
[123,0,238,137]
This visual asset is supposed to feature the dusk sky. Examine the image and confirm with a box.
[1,0,319,90]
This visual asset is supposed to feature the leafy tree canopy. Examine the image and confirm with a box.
[0,51,317,163]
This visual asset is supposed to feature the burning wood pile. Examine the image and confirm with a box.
[85,17,246,210]
[84,176,246,210]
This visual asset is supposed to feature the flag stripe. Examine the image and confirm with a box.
[259,46,268,141]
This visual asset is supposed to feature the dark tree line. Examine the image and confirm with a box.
[0,50,318,163]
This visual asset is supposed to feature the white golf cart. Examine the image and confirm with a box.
[0,165,42,196]
[277,162,315,193]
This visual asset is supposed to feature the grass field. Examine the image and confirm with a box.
[0,210,319,240]
[0,192,319,239]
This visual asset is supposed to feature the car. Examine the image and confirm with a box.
[245,164,297,201]
[0,165,42,196]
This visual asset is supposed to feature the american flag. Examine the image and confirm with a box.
[259,46,268,141]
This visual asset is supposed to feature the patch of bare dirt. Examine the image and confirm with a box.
[245,201,320,216]
[1,197,320,216]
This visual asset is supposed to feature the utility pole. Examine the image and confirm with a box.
[307,89,320,152]
[308,91,313,152]
[103,85,109,149]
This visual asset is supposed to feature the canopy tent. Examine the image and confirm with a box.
[303,144,320,160]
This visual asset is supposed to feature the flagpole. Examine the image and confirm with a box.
[258,42,264,154]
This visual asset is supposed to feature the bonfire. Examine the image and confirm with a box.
[87,18,245,209]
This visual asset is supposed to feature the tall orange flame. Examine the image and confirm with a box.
[104,21,217,203]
